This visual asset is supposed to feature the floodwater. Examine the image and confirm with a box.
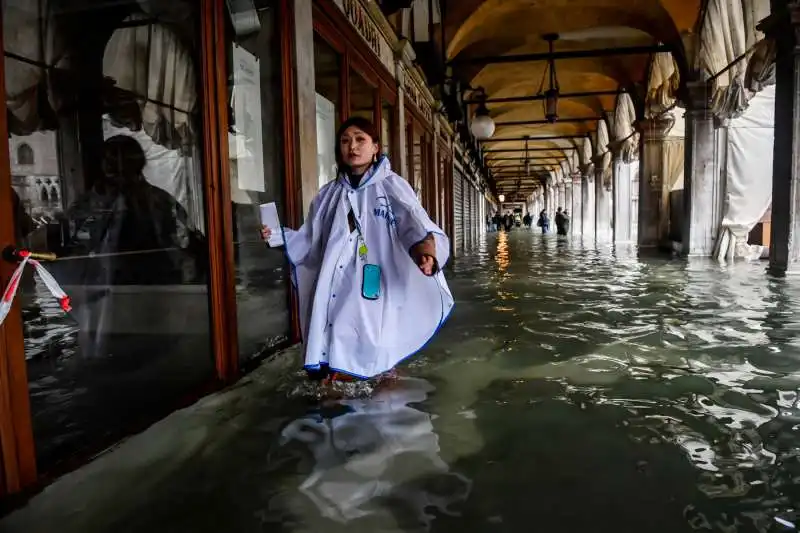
[5,230,800,533]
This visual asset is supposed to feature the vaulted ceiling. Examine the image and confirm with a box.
[442,0,703,197]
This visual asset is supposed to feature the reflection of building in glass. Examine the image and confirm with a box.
[9,132,63,218]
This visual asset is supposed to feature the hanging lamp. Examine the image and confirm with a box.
[542,34,560,123]
[470,87,495,140]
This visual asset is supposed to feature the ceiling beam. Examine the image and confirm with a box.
[486,155,563,161]
[466,89,620,105]
[486,159,563,168]
[451,43,671,67]
[494,116,603,126]
[491,167,559,172]
[494,174,552,179]
[484,147,576,153]
[481,134,588,143]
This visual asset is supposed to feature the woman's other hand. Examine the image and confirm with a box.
[417,254,436,276]
[260,225,272,242]
[410,234,437,276]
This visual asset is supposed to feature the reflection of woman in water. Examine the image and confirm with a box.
[280,377,471,527]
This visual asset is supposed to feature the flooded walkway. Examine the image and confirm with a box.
[4,231,800,533]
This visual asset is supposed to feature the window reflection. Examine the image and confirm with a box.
[314,36,340,188]
[5,0,213,472]
[225,0,290,360]
[349,68,374,123]
[381,99,393,160]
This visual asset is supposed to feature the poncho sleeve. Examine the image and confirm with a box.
[283,199,317,267]
[384,175,451,268]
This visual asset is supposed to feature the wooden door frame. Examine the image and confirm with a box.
[0,3,37,493]
[0,0,300,494]
[200,0,239,384]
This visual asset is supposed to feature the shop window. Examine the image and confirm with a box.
[17,142,34,165]
[314,35,341,188]
[224,0,291,361]
[3,0,213,472]
[408,121,423,201]
[381,99,393,161]
[349,68,375,123]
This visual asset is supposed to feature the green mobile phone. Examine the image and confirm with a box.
[362,264,381,300]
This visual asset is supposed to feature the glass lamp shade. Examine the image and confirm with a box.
[545,88,559,123]
[470,113,495,140]
[498,194,506,203]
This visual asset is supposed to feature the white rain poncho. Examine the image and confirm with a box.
[283,156,454,379]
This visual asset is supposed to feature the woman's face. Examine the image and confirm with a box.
[340,125,379,171]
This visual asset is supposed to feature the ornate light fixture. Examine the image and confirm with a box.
[541,34,560,123]
[498,194,506,203]
[470,87,495,140]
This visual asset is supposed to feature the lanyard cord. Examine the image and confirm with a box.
[345,193,369,262]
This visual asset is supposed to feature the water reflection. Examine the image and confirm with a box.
[8,230,800,533]
[280,377,471,528]
[416,232,800,532]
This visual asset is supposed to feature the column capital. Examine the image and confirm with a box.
[635,115,675,141]
[580,163,594,176]
[757,2,800,42]
[591,153,606,167]
[607,138,638,162]
[570,171,582,183]
[684,80,713,114]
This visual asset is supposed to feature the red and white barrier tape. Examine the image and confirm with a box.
[0,251,71,327]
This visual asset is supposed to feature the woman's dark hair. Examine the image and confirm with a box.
[103,135,146,182]
[335,116,381,172]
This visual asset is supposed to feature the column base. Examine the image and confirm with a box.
[767,262,800,278]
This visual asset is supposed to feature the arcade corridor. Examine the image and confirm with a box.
[4,230,799,533]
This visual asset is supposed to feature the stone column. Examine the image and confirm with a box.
[637,116,675,249]
[759,4,800,275]
[610,144,634,243]
[394,56,409,179]
[292,0,318,218]
[593,156,611,241]
[564,180,573,231]
[571,171,583,237]
[432,116,441,225]
[682,81,720,257]
[581,165,596,241]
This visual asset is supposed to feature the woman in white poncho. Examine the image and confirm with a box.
[262,117,453,382]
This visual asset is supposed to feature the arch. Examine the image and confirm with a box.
[39,186,49,203]
[17,143,34,165]
[447,1,682,60]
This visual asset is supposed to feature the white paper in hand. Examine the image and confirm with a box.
[259,202,284,247]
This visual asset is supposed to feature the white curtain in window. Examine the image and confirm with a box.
[612,93,638,162]
[695,0,770,119]
[4,0,69,134]
[103,13,197,150]
[714,84,774,261]
[645,51,680,118]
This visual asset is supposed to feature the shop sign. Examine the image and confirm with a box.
[336,0,396,77]
[402,65,433,123]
